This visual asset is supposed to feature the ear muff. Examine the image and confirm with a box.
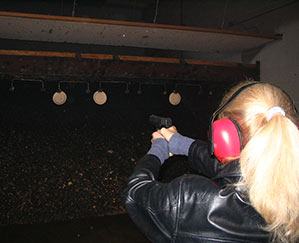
[209,82,258,163]
[213,118,241,163]
[209,82,298,163]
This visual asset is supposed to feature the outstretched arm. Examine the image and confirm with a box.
[160,126,222,177]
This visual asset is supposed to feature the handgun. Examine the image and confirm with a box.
[149,114,172,129]
[149,114,174,157]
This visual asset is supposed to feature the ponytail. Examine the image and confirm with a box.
[239,114,299,242]
[220,82,299,242]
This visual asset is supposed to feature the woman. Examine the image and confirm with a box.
[122,81,299,243]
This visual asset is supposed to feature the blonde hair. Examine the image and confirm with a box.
[218,81,299,243]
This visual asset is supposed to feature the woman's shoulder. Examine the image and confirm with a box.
[172,173,223,200]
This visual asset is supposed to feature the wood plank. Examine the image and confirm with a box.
[0,49,257,68]
[0,50,75,58]
[80,53,114,60]
[118,55,180,64]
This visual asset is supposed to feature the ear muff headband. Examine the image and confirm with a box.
[279,86,298,114]
[209,82,258,159]
[271,83,298,126]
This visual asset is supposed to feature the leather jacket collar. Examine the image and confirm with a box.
[212,159,241,181]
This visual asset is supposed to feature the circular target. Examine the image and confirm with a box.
[52,91,67,105]
[93,91,107,105]
[169,92,181,105]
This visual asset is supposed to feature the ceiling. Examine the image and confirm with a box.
[0,0,297,92]
[0,0,298,58]
[1,0,297,31]
[0,11,280,54]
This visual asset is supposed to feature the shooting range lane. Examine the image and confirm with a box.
[0,9,277,243]
[0,79,217,242]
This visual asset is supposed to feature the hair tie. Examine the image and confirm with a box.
[265,106,285,121]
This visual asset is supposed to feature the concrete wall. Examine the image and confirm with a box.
[250,19,299,106]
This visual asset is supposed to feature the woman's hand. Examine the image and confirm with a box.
[151,131,164,144]
[148,131,170,164]
[160,126,178,142]
[151,126,178,143]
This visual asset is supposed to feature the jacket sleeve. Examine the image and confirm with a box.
[188,140,223,178]
[121,154,180,243]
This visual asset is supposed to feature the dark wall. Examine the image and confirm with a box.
[0,77,225,224]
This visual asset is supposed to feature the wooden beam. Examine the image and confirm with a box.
[0,52,260,84]
[118,55,180,64]
[0,49,256,68]
[0,50,75,58]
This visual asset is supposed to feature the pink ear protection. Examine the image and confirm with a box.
[209,82,298,163]
[209,83,258,163]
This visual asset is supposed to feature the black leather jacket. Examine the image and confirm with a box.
[122,140,269,242]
